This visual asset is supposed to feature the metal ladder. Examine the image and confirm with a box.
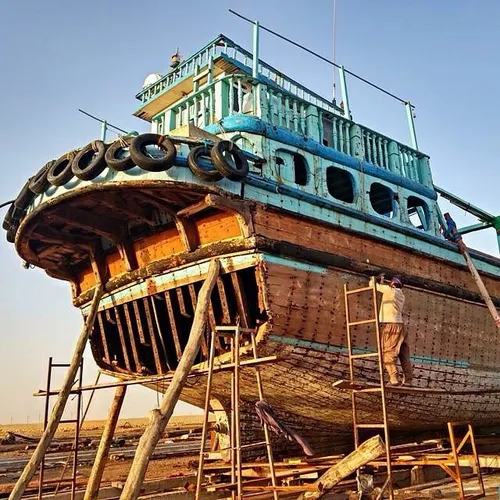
[344,282,394,500]
[195,325,279,500]
[38,357,83,500]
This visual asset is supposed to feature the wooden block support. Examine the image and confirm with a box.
[297,435,385,500]
[84,384,127,500]
[8,285,104,500]
[118,259,220,500]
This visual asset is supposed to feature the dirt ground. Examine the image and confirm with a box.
[0,416,204,496]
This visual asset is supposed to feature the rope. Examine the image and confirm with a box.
[0,199,14,209]
[118,135,129,148]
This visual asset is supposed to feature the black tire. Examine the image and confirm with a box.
[72,141,107,181]
[129,133,176,172]
[187,145,223,182]
[13,180,36,211]
[6,225,17,243]
[105,136,135,171]
[2,204,14,230]
[48,153,76,186]
[29,160,54,194]
[210,140,249,181]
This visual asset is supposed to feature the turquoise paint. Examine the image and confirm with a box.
[268,334,470,369]
[405,101,418,151]
[205,116,436,200]
[262,253,328,274]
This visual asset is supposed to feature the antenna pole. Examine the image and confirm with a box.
[101,120,108,142]
[332,0,337,103]
[252,20,260,78]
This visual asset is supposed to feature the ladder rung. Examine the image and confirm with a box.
[356,424,386,429]
[60,419,78,424]
[350,352,379,359]
[348,319,377,326]
[346,286,374,295]
[354,388,383,393]
[51,363,72,368]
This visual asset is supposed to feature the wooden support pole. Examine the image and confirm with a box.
[119,259,220,500]
[297,435,385,500]
[8,285,103,500]
[84,385,127,500]
[460,246,500,328]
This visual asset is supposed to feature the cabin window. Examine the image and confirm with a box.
[275,150,309,186]
[407,196,429,230]
[293,154,308,185]
[369,183,394,217]
[326,167,354,203]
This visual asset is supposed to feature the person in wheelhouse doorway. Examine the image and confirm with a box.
[369,274,413,386]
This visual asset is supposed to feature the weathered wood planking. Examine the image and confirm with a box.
[252,206,500,297]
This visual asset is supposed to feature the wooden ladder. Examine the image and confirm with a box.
[344,282,394,500]
[195,325,279,500]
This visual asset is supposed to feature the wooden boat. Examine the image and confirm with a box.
[4,34,500,457]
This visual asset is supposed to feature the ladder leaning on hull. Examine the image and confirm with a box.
[343,281,394,500]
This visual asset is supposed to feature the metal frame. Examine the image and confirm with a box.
[344,282,394,500]
[38,358,83,500]
[195,325,279,500]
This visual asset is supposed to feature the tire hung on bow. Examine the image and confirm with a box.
[29,160,54,194]
[105,136,135,171]
[129,133,176,172]
[210,140,249,181]
[187,145,223,182]
[47,152,76,186]
[72,141,107,181]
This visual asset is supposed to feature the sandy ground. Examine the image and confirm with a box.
[0,417,204,496]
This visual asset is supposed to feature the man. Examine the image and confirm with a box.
[369,274,412,386]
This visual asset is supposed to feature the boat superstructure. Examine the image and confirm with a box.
[4,32,500,456]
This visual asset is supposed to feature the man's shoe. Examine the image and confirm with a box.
[386,381,401,387]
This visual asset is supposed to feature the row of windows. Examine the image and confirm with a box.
[274,150,430,231]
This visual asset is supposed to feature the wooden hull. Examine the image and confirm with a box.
[84,201,500,457]
[12,176,500,456]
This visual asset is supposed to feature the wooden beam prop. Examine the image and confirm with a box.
[8,285,104,500]
[84,385,127,500]
[297,435,385,500]
[460,245,500,328]
[118,259,220,500]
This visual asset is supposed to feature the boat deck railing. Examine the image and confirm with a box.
[157,71,431,187]
[136,34,342,117]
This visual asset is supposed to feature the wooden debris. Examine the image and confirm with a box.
[297,435,385,500]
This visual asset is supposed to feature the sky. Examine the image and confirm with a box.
[0,0,499,424]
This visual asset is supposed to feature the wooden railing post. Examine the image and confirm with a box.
[119,259,220,500]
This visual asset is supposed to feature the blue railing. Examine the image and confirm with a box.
[136,35,343,117]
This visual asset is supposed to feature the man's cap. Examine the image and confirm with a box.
[390,276,403,287]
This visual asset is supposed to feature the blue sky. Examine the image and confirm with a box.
[0,0,499,423]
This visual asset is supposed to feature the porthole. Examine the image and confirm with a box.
[407,196,429,230]
[369,183,394,217]
[326,167,354,203]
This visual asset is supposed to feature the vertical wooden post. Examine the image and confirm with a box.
[8,285,103,500]
[84,385,127,500]
[119,259,220,500]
